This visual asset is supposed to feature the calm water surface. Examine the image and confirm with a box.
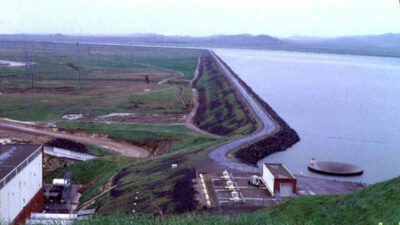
[214,48,400,184]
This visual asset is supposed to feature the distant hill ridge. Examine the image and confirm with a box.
[0,33,399,57]
[0,33,282,46]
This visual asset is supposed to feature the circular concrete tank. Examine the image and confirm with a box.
[308,160,363,176]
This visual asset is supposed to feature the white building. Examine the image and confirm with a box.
[261,163,297,197]
[0,144,44,224]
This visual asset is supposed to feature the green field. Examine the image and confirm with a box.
[0,85,193,121]
[0,41,201,79]
[0,41,202,122]
[0,41,229,215]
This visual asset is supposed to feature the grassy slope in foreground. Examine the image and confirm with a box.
[74,176,400,225]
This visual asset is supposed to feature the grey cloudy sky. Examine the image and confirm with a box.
[1,0,399,37]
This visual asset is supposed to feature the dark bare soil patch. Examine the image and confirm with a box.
[45,138,88,153]
[110,167,130,198]
[43,154,77,172]
[127,138,177,156]
[4,86,84,94]
[164,168,198,213]
[66,129,175,156]
[170,169,198,213]
[165,79,190,85]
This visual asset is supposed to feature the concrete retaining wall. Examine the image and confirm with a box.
[44,147,97,161]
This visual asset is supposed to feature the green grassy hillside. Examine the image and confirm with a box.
[193,52,257,136]
[45,156,135,203]
[74,176,400,225]
[44,126,220,207]
[260,176,400,225]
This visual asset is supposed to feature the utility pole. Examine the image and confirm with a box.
[130,54,134,67]
[30,54,33,88]
[75,42,81,87]
[87,46,92,64]
[24,41,34,89]
[114,52,120,66]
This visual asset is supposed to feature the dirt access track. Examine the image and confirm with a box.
[0,118,149,158]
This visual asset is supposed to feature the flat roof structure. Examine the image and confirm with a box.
[0,144,44,224]
[0,144,42,183]
[262,163,297,197]
[264,163,295,179]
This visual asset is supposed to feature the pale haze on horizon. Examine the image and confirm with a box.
[0,0,399,37]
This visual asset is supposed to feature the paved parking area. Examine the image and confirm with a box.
[196,170,365,211]
[296,175,365,195]
[197,171,277,208]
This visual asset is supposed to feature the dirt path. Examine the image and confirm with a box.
[0,118,149,158]
[158,71,184,85]
[185,55,222,139]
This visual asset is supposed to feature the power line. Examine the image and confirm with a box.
[24,41,34,88]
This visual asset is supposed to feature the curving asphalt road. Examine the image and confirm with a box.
[208,50,278,173]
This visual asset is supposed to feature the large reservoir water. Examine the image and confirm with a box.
[214,48,400,184]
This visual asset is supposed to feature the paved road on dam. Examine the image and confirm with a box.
[208,50,278,173]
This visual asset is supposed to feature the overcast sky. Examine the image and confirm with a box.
[0,0,399,37]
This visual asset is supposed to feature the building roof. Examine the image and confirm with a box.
[264,163,296,179]
[0,144,42,181]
